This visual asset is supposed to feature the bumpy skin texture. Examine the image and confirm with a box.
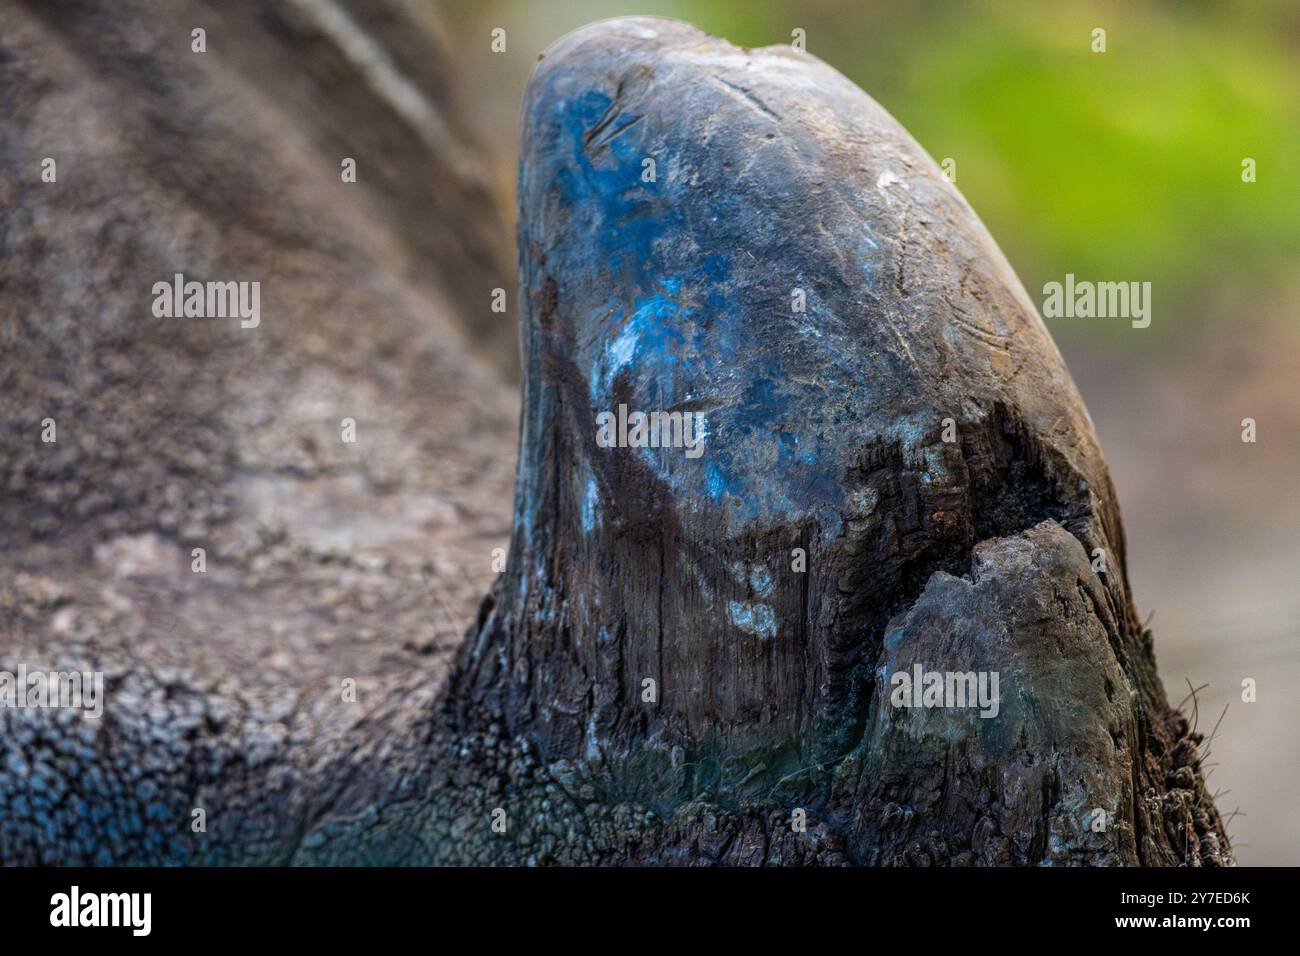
[440,18,1230,866]
[0,0,515,865]
[1,9,1228,866]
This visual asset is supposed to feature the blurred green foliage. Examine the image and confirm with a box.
[453,0,1300,337]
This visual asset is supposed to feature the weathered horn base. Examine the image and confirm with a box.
[415,526,1227,866]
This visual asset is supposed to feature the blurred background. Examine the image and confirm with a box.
[439,0,1300,863]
